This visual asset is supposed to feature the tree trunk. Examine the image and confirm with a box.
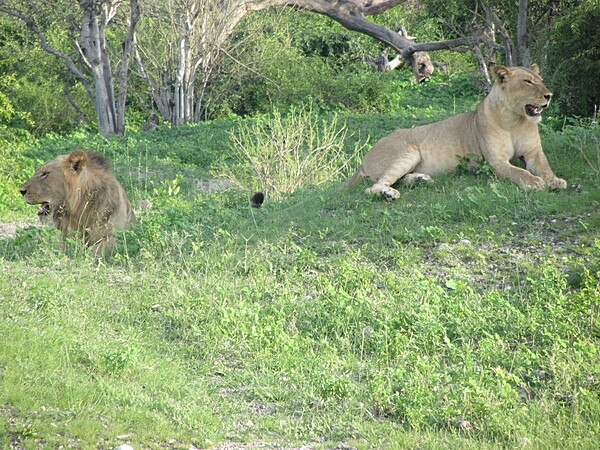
[481,1,515,66]
[517,0,531,65]
[79,5,117,136]
[116,0,141,135]
[472,45,492,90]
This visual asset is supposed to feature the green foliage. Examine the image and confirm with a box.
[0,88,35,215]
[0,18,94,136]
[457,153,495,176]
[212,104,364,199]
[208,8,386,119]
[546,0,600,116]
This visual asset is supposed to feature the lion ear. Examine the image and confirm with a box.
[528,64,540,74]
[67,150,89,174]
[492,65,513,84]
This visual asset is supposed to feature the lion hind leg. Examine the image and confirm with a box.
[365,183,401,199]
[364,151,421,199]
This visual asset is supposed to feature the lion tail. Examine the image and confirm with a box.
[342,166,365,190]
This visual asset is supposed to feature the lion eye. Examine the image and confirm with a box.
[40,171,49,178]
[524,79,535,85]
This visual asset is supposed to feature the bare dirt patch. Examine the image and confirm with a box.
[0,219,38,239]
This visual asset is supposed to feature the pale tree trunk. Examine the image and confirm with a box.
[78,0,140,135]
[117,0,141,134]
[79,2,118,135]
[173,2,197,125]
[472,45,492,90]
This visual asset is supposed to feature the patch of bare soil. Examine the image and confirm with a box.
[0,219,38,239]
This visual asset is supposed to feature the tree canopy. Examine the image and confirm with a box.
[0,0,598,135]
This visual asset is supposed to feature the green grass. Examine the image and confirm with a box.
[1,104,600,448]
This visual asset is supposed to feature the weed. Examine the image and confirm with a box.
[213,103,365,199]
[456,153,495,177]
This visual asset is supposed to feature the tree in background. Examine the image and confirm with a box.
[134,0,270,125]
[133,0,486,126]
[1,0,598,134]
[420,0,584,88]
[0,0,140,136]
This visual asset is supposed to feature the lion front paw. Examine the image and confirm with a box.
[547,178,567,190]
[523,176,545,191]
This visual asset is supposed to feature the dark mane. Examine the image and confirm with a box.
[86,151,113,172]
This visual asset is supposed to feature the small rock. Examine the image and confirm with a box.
[457,419,474,433]
[114,445,134,450]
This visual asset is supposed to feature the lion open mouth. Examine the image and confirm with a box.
[526,104,547,117]
[38,202,51,217]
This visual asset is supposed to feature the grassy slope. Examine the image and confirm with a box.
[1,99,600,449]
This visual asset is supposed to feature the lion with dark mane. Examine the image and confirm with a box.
[20,149,135,252]
[346,65,566,198]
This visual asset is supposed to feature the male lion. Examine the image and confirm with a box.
[20,149,135,252]
[346,64,567,198]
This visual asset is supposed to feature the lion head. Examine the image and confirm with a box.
[491,64,553,124]
[20,149,134,251]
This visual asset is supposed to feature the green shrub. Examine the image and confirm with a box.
[546,0,600,117]
[212,104,365,199]
[0,90,35,214]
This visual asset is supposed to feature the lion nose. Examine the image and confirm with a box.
[19,188,27,196]
[544,93,552,101]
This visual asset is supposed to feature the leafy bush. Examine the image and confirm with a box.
[212,104,365,199]
[0,90,35,214]
[546,0,600,117]
[0,20,94,136]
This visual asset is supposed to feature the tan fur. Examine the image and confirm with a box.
[346,65,567,199]
[20,149,135,253]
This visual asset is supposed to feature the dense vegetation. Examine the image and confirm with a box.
[1,1,600,449]
[1,1,599,136]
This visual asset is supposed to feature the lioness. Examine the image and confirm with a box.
[20,149,135,252]
[346,64,566,198]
